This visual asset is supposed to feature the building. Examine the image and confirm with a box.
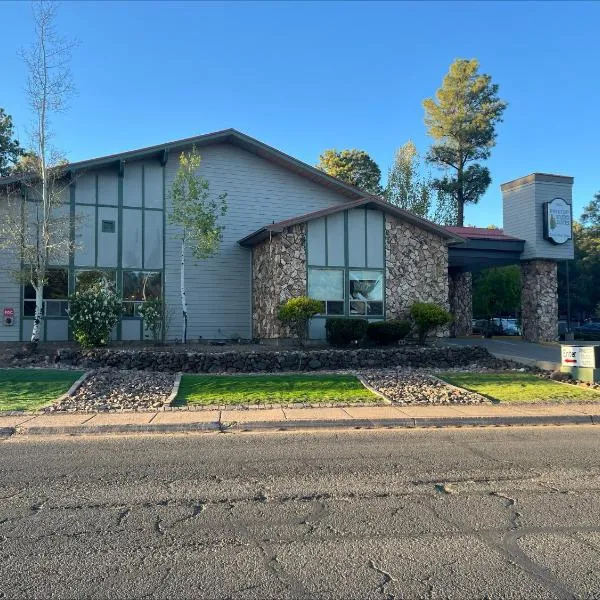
[0,129,573,344]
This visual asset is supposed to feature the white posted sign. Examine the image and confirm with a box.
[561,345,599,368]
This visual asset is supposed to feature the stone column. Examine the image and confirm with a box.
[520,260,558,342]
[448,270,472,337]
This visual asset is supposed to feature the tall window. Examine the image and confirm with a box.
[122,271,162,316]
[23,268,69,317]
[349,270,383,316]
[307,269,343,315]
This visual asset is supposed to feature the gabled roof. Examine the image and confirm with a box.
[444,226,524,242]
[238,197,465,247]
[0,128,370,201]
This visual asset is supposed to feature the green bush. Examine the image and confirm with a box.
[367,319,411,345]
[139,298,164,343]
[410,302,453,345]
[277,297,323,344]
[325,318,369,347]
[68,283,121,348]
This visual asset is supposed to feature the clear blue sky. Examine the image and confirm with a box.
[2,0,599,226]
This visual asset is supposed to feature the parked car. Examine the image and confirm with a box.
[574,322,600,341]
[494,318,521,336]
[472,319,504,337]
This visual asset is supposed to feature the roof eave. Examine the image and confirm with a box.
[0,128,371,201]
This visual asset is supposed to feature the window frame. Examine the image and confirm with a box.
[307,267,345,317]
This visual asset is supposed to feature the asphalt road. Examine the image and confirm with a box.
[443,337,563,365]
[1,427,600,599]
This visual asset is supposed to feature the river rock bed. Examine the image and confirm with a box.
[47,369,174,412]
[360,368,488,404]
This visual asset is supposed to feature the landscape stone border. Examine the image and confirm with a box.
[46,345,495,373]
[168,372,183,404]
[54,371,92,405]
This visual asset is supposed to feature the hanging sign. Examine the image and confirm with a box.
[543,197,572,245]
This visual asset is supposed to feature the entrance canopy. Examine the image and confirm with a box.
[446,227,525,272]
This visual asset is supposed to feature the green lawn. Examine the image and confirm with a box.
[437,372,600,403]
[174,374,378,406]
[0,369,84,411]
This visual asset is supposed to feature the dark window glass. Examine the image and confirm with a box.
[101,220,116,233]
[24,268,68,300]
[76,270,116,292]
[123,271,162,301]
[367,302,383,316]
[326,301,344,315]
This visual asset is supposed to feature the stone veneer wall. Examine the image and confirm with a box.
[449,270,473,337]
[521,259,558,342]
[385,214,449,319]
[252,224,307,339]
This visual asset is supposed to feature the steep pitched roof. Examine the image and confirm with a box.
[0,128,370,201]
[238,197,465,247]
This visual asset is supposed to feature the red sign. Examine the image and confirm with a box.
[3,308,14,318]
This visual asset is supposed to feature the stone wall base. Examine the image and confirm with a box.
[37,345,496,373]
[521,260,558,343]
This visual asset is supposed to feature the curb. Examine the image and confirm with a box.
[167,372,183,405]
[20,421,221,437]
[54,370,92,404]
[10,413,599,437]
[0,426,16,439]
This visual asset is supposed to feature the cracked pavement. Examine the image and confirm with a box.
[1,427,600,599]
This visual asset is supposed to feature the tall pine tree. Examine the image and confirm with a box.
[423,58,507,226]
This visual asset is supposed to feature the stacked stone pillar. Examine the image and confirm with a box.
[448,270,472,337]
[520,259,558,342]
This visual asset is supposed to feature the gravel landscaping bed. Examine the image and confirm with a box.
[46,369,174,412]
[360,368,488,404]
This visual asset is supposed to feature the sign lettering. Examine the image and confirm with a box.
[544,197,572,245]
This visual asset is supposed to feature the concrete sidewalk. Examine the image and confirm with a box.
[1,402,600,438]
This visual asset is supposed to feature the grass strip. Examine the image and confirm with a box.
[174,374,378,406]
[0,369,85,411]
[437,372,600,403]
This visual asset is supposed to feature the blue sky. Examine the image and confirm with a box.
[2,0,598,226]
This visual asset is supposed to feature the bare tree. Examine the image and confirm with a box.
[0,1,75,346]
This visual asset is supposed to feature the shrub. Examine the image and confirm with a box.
[68,282,121,348]
[326,318,369,347]
[367,319,411,345]
[410,302,453,345]
[277,297,323,345]
[139,298,164,343]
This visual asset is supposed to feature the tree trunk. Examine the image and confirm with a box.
[180,238,188,344]
[457,201,464,228]
[31,285,44,346]
[456,165,465,227]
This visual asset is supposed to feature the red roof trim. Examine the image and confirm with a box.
[444,226,524,242]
